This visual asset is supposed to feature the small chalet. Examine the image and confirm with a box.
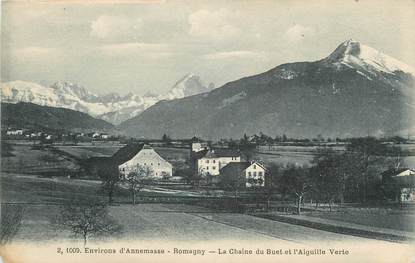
[381,168,415,203]
[220,161,266,188]
[117,144,172,178]
[197,149,241,176]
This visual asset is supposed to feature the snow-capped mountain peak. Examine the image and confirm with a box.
[51,81,99,102]
[164,74,215,100]
[326,39,415,76]
[1,74,214,125]
[1,80,61,107]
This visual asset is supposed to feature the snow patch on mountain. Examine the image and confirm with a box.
[219,91,247,108]
[274,69,298,80]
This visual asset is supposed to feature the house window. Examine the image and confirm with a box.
[151,163,153,166]
[248,172,251,177]
[253,165,256,169]
[258,172,263,177]
[253,172,257,176]
[213,160,216,163]
[212,166,216,170]
[158,163,160,166]
[206,160,209,163]
[206,166,209,170]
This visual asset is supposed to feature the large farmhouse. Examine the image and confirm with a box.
[117,144,173,178]
[220,161,266,188]
[381,168,415,203]
[197,149,241,176]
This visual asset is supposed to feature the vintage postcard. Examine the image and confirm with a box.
[0,0,414,262]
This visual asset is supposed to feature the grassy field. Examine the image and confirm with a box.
[55,145,121,158]
[1,145,79,175]
[306,211,415,232]
[9,141,415,172]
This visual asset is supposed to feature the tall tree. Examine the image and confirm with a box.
[346,137,388,203]
[263,164,282,211]
[311,147,347,208]
[99,164,121,204]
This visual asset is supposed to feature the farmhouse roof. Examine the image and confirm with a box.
[189,136,204,142]
[220,162,252,175]
[220,161,266,174]
[381,168,415,178]
[111,143,144,165]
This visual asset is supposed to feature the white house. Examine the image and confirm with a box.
[6,129,23,135]
[197,149,241,176]
[220,161,266,188]
[118,144,172,179]
[101,134,110,139]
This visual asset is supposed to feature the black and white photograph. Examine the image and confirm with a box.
[0,0,414,262]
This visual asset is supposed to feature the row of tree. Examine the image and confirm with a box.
[220,133,411,146]
[95,137,405,214]
[263,137,405,213]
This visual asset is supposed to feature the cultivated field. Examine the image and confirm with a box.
[1,140,414,245]
[1,173,397,245]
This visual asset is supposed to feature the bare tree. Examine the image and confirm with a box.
[311,147,346,211]
[219,172,245,209]
[0,204,25,244]
[124,165,154,205]
[280,165,313,215]
[55,203,122,246]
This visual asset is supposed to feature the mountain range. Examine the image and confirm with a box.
[2,40,414,140]
[1,102,114,132]
[119,40,415,139]
[1,74,214,125]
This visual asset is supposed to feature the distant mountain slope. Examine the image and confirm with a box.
[119,40,415,139]
[1,74,214,125]
[1,102,114,132]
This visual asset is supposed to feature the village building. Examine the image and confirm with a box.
[219,161,266,188]
[6,129,24,135]
[101,133,110,139]
[117,144,172,179]
[197,149,241,176]
[381,168,415,203]
[191,142,208,153]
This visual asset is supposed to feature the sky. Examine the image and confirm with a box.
[1,0,414,96]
